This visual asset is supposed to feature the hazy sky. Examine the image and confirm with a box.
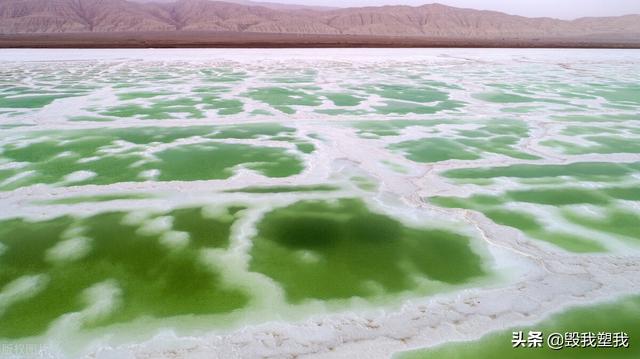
[269,0,640,19]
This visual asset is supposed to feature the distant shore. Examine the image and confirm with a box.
[2,31,640,48]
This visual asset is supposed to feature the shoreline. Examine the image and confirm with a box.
[2,31,640,49]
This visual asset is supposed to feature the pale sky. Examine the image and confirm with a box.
[268,0,640,19]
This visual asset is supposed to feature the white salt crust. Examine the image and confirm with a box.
[0,49,638,359]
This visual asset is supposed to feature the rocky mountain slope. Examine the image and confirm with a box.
[1,0,638,38]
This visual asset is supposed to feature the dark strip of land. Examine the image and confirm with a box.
[1,31,640,48]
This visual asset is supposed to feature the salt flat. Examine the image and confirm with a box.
[0,49,639,359]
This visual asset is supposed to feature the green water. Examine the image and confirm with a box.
[353,120,453,138]
[389,119,539,162]
[373,100,464,115]
[542,136,640,155]
[34,193,154,205]
[473,92,537,103]
[563,208,640,242]
[206,123,295,139]
[0,206,248,338]
[153,142,303,180]
[249,199,486,303]
[0,94,81,109]
[0,125,306,189]
[1,50,639,355]
[397,295,640,359]
[429,158,640,253]
[324,93,364,106]
[68,115,115,122]
[443,162,640,183]
[245,87,322,114]
[100,98,206,120]
[117,91,174,101]
[430,195,605,253]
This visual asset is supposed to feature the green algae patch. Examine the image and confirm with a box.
[353,120,453,138]
[250,109,273,116]
[244,87,322,114]
[507,188,610,206]
[501,106,543,113]
[457,119,540,160]
[0,94,76,109]
[0,124,34,130]
[533,232,608,253]
[461,136,538,160]
[473,92,536,103]
[100,98,204,120]
[443,162,640,183]
[154,143,304,180]
[199,96,244,115]
[0,126,306,190]
[295,142,315,154]
[391,138,480,163]
[249,199,486,303]
[170,206,242,248]
[199,69,247,83]
[593,84,640,106]
[365,84,449,103]
[324,93,364,106]
[396,295,640,359]
[429,195,606,253]
[373,100,464,115]
[563,208,640,242]
[542,136,640,155]
[192,86,231,94]
[34,193,154,205]
[0,206,249,339]
[268,69,317,84]
[68,116,114,122]
[315,109,368,116]
[388,119,538,162]
[560,126,621,136]
[116,91,173,101]
[482,209,541,231]
[551,114,637,122]
[205,123,295,140]
[603,187,640,201]
[430,180,640,252]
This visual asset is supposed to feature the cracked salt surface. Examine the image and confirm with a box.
[0,49,639,358]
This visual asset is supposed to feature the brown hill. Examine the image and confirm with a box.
[1,0,639,39]
[131,0,337,12]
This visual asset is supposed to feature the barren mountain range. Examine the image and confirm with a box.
[1,0,639,39]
